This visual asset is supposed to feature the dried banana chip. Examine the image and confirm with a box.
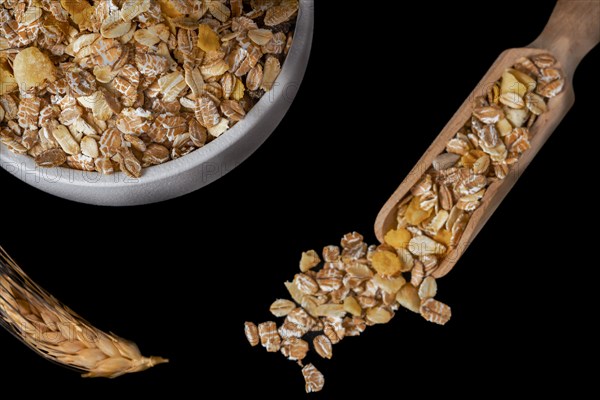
[13,47,57,92]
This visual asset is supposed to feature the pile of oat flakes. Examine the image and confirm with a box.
[245,232,451,393]
[0,0,297,177]
[245,53,565,393]
[394,53,565,263]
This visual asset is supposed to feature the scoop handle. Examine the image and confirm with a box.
[530,0,600,77]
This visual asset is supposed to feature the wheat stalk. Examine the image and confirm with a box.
[0,246,167,378]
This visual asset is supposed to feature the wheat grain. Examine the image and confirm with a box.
[0,247,167,378]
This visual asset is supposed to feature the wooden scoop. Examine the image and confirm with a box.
[374,0,599,278]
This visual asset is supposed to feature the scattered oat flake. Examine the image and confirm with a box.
[302,364,325,393]
[420,298,452,325]
[244,322,259,347]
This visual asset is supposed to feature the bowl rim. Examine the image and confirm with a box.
[0,0,314,188]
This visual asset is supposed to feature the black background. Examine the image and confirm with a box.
[1,1,598,397]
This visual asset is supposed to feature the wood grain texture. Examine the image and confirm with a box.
[374,0,600,277]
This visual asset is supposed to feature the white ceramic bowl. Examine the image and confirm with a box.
[0,1,314,206]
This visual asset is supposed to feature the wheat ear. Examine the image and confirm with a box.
[0,247,167,378]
